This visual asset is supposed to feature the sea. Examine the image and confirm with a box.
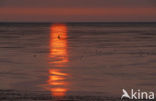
[0,22,156,101]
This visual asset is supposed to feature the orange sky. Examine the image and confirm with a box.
[0,0,156,22]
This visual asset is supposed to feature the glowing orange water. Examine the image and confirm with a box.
[48,24,69,97]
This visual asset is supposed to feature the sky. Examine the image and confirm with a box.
[0,0,156,22]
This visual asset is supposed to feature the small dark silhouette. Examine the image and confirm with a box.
[58,34,61,39]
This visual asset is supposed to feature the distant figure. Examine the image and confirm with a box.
[58,34,61,39]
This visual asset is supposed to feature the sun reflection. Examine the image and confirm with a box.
[48,24,69,97]
[49,24,68,67]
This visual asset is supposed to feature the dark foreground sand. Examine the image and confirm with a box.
[1,90,155,101]
[0,90,119,101]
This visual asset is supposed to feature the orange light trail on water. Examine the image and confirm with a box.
[48,24,69,97]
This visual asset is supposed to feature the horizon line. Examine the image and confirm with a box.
[0,21,156,24]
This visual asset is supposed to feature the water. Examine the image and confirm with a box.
[0,22,156,100]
